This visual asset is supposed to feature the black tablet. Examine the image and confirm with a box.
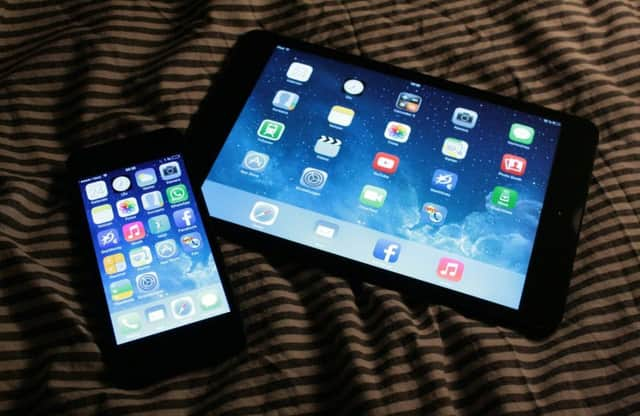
[187,31,598,338]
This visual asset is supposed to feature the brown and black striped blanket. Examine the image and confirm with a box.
[1,1,639,414]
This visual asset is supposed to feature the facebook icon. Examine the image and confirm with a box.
[373,239,401,263]
[173,208,195,228]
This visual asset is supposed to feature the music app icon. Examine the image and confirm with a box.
[122,221,146,242]
[436,257,464,281]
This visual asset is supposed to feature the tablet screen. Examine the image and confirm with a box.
[202,45,562,309]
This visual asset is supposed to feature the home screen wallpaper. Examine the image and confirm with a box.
[203,45,562,309]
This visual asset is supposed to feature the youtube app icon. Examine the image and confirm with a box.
[372,152,400,175]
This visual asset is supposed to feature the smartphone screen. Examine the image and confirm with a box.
[200,44,566,311]
[78,154,230,345]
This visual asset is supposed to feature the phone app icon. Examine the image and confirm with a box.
[501,154,527,176]
[242,151,270,172]
[272,90,299,111]
[171,296,195,319]
[314,135,342,158]
[116,197,139,218]
[173,208,195,228]
[395,92,422,113]
[85,180,108,201]
[148,214,170,234]
[249,201,279,225]
[421,203,448,226]
[384,121,411,143]
[431,169,458,192]
[122,221,146,242]
[315,220,339,239]
[97,228,119,249]
[159,161,181,181]
[359,185,387,209]
[441,138,469,160]
[328,105,355,127]
[372,152,399,174]
[286,62,313,82]
[491,186,519,210]
[180,232,202,253]
[91,204,114,225]
[116,312,141,334]
[343,79,365,96]
[145,304,166,322]
[103,253,126,275]
[136,271,159,292]
[373,239,401,263]
[299,167,328,190]
[111,175,131,192]
[135,168,157,187]
[452,107,478,129]
[141,190,164,210]
[257,119,285,141]
[437,257,464,281]
[509,123,535,145]
[166,184,188,204]
[110,279,133,301]
[155,238,178,258]
[200,291,219,310]
[129,245,152,267]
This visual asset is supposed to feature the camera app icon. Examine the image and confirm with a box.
[451,107,478,129]
[159,161,181,181]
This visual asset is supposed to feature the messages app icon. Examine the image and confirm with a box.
[509,123,535,145]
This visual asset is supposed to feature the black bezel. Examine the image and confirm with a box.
[186,31,598,338]
[67,129,245,385]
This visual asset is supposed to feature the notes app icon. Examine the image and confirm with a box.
[328,105,354,127]
[437,257,464,282]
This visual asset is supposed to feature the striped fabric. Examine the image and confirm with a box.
[1,1,639,414]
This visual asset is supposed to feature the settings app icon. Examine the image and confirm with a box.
[136,272,159,292]
[299,167,328,190]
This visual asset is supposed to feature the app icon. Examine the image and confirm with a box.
[372,152,399,174]
[491,186,519,209]
[122,221,145,242]
[314,220,339,239]
[395,92,422,113]
[286,62,313,82]
[135,168,157,187]
[249,201,279,225]
[103,253,126,275]
[155,238,178,258]
[272,90,299,111]
[145,304,166,322]
[373,239,401,263]
[116,197,139,218]
[343,79,365,96]
[141,190,164,210]
[166,184,188,204]
[509,123,535,145]
[452,107,478,129]
[148,214,170,234]
[180,232,202,253]
[384,121,411,143]
[173,208,195,228]
[421,203,448,226]
[110,279,133,301]
[437,257,464,281]
[242,151,270,172]
[116,312,141,334]
[91,204,114,224]
[159,161,181,181]
[328,105,355,127]
[257,119,285,141]
[314,135,342,158]
[97,228,119,249]
[85,180,108,201]
[299,167,328,190]
[171,296,195,319]
[431,169,458,192]
[359,185,387,209]
[129,245,152,267]
[441,138,469,160]
[111,175,131,192]
[501,154,527,176]
[200,291,219,310]
[136,271,159,292]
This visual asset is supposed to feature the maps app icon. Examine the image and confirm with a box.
[242,151,270,173]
